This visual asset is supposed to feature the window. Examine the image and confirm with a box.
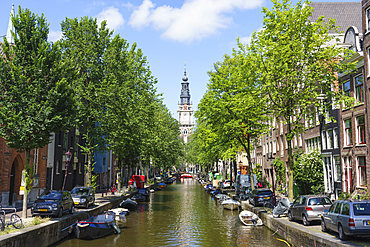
[322,131,327,150]
[62,160,66,170]
[345,119,352,146]
[342,204,350,216]
[327,129,333,149]
[333,128,338,148]
[334,203,342,214]
[355,74,364,103]
[358,156,367,187]
[343,156,352,193]
[334,156,341,182]
[367,7,370,32]
[323,156,333,193]
[357,115,366,145]
[343,80,351,97]
[79,162,82,174]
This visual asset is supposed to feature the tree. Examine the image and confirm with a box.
[0,7,75,218]
[195,44,270,188]
[251,0,356,200]
[293,148,324,195]
[59,16,113,186]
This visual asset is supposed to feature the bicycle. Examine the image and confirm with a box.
[263,200,275,214]
[0,208,23,231]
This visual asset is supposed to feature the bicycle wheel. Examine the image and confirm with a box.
[263,202,274,213]
[0,218,4,231]
[10,214,23,229]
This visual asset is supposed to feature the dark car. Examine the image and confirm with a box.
[71,186,95,208]
[321,199,370,240]
[31,190,74,218]
[288,195,332,226]
[248,188,273,206]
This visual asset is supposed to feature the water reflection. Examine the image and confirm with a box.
[56,179,289,247]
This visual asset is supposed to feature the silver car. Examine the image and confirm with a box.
[288,195,332,226]
[321,200,370,240]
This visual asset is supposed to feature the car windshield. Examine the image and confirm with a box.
[40,191,62,200]
[257,190,272,195]
[71,188,90,195]
[353,203,370,215]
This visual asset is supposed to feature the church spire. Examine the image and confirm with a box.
[6,3,15,44]
[180,63,191,105]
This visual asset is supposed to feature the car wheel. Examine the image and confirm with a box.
[69,205,75,214]
[288,211,294,221]
[321,219,328,232]
[302,215,310,226]
[58,207,63,218]
[338,224,348,240]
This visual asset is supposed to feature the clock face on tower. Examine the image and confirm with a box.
[184,105,188,110]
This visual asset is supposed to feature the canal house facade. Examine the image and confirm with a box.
[260,2,365,199]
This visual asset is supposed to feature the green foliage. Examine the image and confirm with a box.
[248,0,357,200]
[338,191,351,200]
[252,163,262,182]
[293,148,324,195]
[0,7,76,152]
[273,157,286,186]
[0,6,76,218]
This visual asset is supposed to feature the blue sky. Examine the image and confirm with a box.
[0,0,356,120]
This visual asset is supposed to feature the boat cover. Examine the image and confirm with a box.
[272,198,291,217]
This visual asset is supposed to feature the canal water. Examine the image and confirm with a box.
[56,179,289,247]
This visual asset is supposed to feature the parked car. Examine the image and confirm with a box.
[321,199,370,240]
[288,195,332,226]
[248,188,273,206]
[71,186,95,208]
[31,190,74,218]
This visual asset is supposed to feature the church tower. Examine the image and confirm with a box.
[178,66,194,143]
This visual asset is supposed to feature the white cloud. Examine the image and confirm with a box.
[129,0,263,43]
[129,0,155,29]
[48,30,62,42]
[97,6,125,31]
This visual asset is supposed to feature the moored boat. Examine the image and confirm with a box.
[158,182,166,188]
[119,198,138,211]
[239,210,263,226]
[108,208,129,225]
[180,174,193,178]
[74,213,119,240]
[215,194,230,202]
[221,199,241,210]
[131,193,147,202]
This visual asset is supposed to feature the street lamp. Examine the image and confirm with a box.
[62,150,72,191]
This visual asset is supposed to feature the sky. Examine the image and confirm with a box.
[0,0,356,121]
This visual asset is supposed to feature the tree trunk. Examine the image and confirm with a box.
[233,160,237,184]
[246,135,255,191]
[287,121,294,201]
[86,147,93,186]
[22,150,31,219]
[229,159,232,181]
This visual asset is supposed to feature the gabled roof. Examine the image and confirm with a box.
[308,2,361,34]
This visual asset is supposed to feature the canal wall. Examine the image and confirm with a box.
[0,194,128,247]
[241,201,360,247]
